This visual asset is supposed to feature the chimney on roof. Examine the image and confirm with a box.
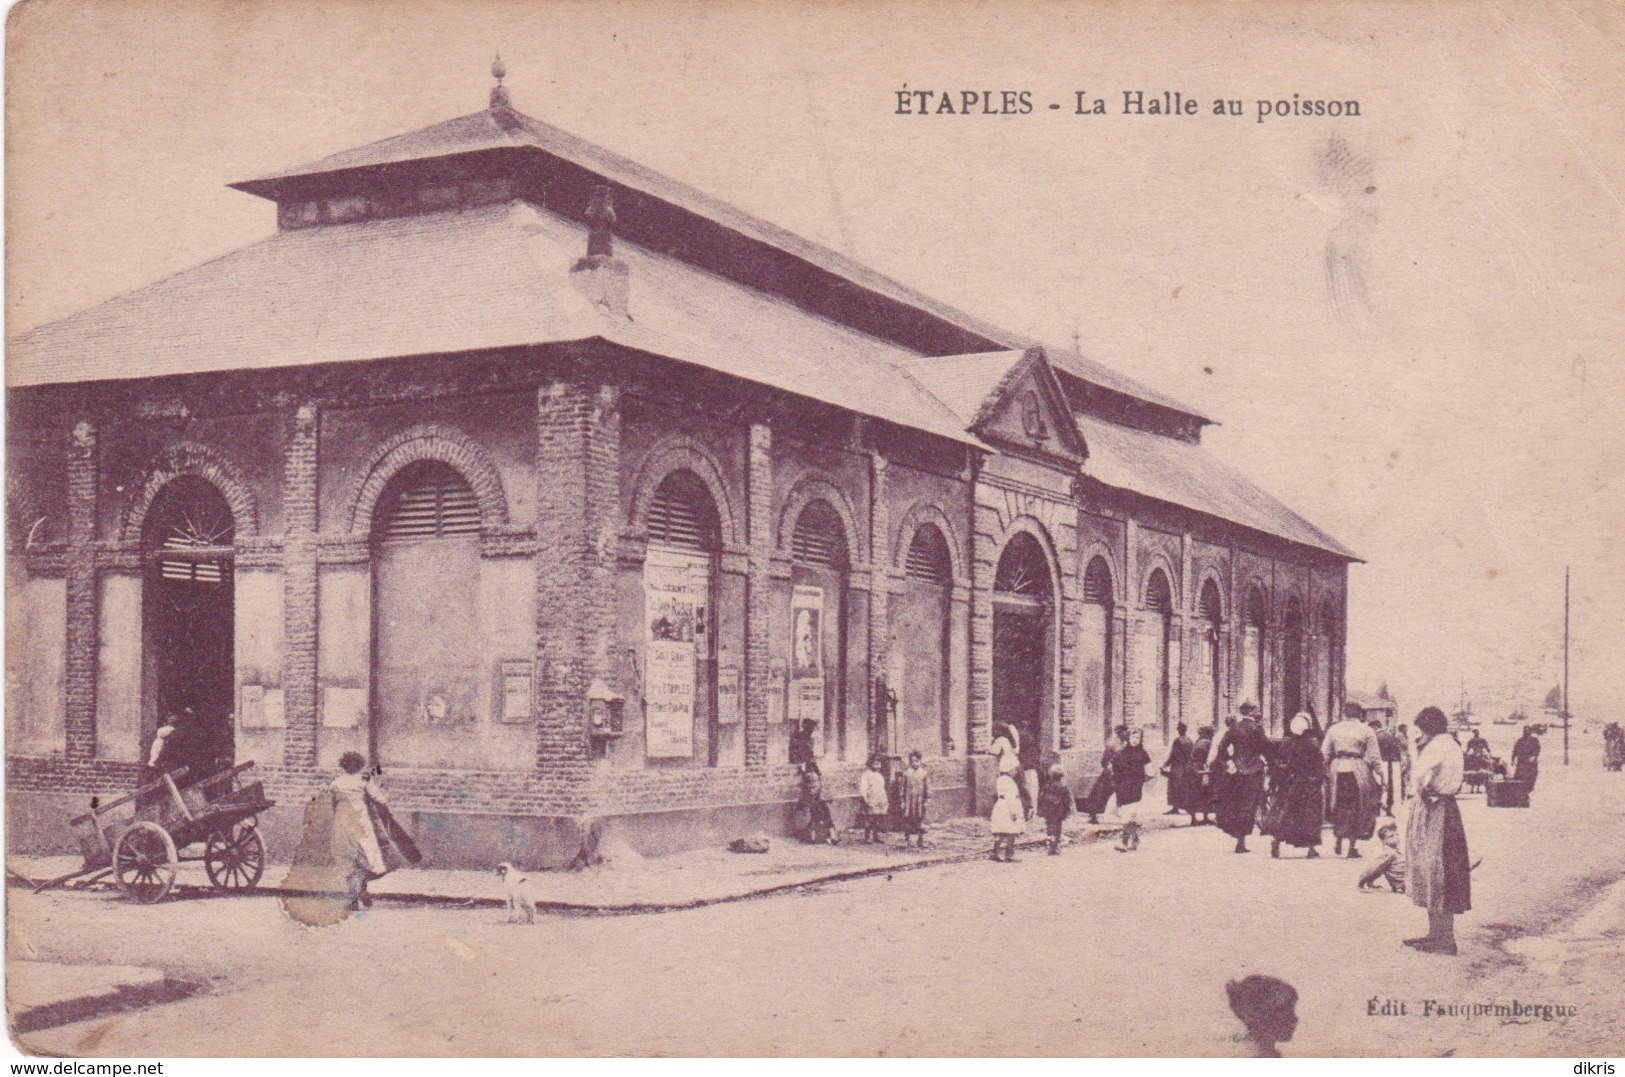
[571,186,630,318]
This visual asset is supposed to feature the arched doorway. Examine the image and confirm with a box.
[1144,569,1175,740]
[1079,556,1115,744]
[370,461,481,767]
[1282,598,1305,730]
[142,476,236,776]
[992,532,1054,773]
[644,470,722,765]
[1200,579,1225,727]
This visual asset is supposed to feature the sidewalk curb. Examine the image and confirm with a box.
[11,814,1195,918]
[301,813,1191,916]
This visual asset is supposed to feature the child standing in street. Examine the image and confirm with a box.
[858,755,889,844]
[1037,764,1073,855]
[990,773,1025,862]
[899,751,930,848]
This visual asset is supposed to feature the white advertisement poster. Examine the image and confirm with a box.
[645,549,700,758]
[789,584,824,724]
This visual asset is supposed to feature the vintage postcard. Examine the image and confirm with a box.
[5,0,1623,1059]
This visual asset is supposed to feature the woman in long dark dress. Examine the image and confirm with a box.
[1188,725,1215,825]
[1161,723,1195,818]
[1266,713,1325,859]
[1213,707,1270,853]
[1112,729,1153,851]
[1081,725,1129,823]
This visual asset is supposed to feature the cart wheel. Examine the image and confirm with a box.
[205,823,266,891]
[113,822,178,904]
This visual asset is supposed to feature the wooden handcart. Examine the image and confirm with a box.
[36,761,275,904]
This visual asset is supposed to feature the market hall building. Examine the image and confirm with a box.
[5,77,1359,866]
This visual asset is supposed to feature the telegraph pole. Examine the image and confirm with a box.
[1563,567,1571,766]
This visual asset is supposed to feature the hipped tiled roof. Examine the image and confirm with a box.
[1075,412,1360,560]
[6,202,977,445]
[232,105,1209,424]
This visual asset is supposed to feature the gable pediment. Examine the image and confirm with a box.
[972,347,1087,463]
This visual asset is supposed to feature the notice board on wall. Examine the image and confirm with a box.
[644,548,701,757]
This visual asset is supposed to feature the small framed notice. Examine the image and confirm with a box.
[239,684,266,729]
[717,665,741,725]
[499,660,533,723]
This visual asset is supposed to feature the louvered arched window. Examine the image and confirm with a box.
[905,524,951,583]
[1080,556,1115,742]
[642,470,722,766]
[1083,556,1114,605]
[892,523,954,756]
[1200,579,1225,725]
[371,461,482,767]
[648,471,720,553]
[1241,584,1268,721]
[788,498,850,762]
[1282,598,1305,725]
[376,462,480,543]
[1145,568,1174,614]
[792,500,848,569]
[1144,568,1175,736]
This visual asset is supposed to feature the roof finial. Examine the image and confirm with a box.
[585,186,617,258]
[490,55,512,111]
[1071,328,1082,357]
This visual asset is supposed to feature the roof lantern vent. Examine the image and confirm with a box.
[489,55,512,111]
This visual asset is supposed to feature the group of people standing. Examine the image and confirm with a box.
[1211,701,1473,954]
[1062,699,1474,956]
[791,726,933,849]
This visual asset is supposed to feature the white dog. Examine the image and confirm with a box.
[495,862,536,923]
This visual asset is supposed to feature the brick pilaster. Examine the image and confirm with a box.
[743,422,773,768]
[63,420,99,761]
[281,403,320,767]
[535,380,620,772]
[866,451,889,756]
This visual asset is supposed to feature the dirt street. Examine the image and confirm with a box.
[10,761,1623,1057]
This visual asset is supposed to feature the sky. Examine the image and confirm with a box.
[7,0,1624,726]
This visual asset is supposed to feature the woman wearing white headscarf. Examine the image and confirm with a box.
[1263,713,1325,858]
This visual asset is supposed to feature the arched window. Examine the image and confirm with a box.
[643,471,722,765]
[890,524,954,756]
[141,476,236,777]
[1144,568,1175,739]
[789,499,850,760]
[993,532,1055,762]
[1282,597,1305,729]
[1080,556,1115,742]
[1200,579,1224,726]
[905,525,951,584]
[1242,584,1268,723]
[995,533,1051,602]
[371,461,482,767]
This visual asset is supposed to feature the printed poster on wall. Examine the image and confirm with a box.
[645,548,699,758]
[789,584,824,724]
